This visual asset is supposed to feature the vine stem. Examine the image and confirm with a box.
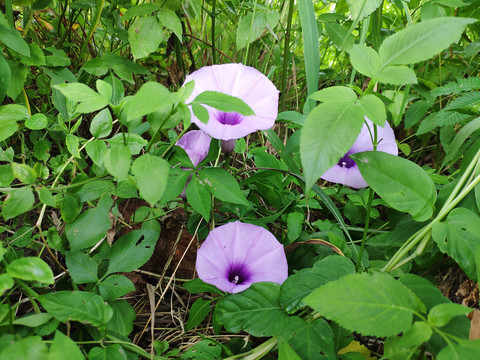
[280,0,295,112]
[225,336,278,360]
[383,146,480,272]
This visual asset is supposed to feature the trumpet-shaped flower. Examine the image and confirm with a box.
[176,130,212,167]
[184,64,279,144]
[196,221,288,293]
[321,118,398,189]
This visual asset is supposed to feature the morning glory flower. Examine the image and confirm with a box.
[176,130,211,198]
[196,221,288,293]
[321,117,398,189]
[184,63,279,152]
[176,130,212,167]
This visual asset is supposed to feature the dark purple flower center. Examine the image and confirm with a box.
[338,152,356,168]
[217,112,242,125]
[227,265,250,285]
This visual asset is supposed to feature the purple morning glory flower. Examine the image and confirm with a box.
[321,117,398,189]
[196,221,288,293]
[176,130,212,167]
[184,63,279,142]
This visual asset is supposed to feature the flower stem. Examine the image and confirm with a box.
[225,336,278,360]
[355,187,374,272]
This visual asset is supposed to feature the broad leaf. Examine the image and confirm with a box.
[186,173,211,221]
[106,300,136,336]
[279,256,355,313]
[346,0,383,22]
[0,24,30,56]
[279,317,336,360]
[378,17,476,68]
[359,94,386,126]
[65,251,98,284]
[193,91,254,116]
[128,15,164,59]
[198,167,249,206]
[90,108,112,138]
[349,44,380,78]
[351,151,436,221]
[6,257,54,284]
[432,208,480,280]
[132,154,170,206]
[437,339,480,360]
[65,195,113,251]
[428,303,471,327]
[49,331,84,360]
[105,229,158,276]
[304,272,423,337]
[216,282,288,337]
[375,65,418,85]
[300,101,364,190]
[124,82,177,121]
[104,146,131,180]
[54,83,108,114]
[1,187,35,220]
[157,9,183,41]
[99,275,135,302]
[39,291,113,328]
[185,298,212,331]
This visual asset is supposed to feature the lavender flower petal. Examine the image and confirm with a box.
[176,130,212,167]
[321,117,398,189]
[184,63,279,141]
[196,221,288,293]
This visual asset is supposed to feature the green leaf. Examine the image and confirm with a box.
[437,339,480,360]
[346,0,383,22]
[65,195,113,251]
[54,83,108,114]
[106,300,136,336]
[65,251,98,284]
[432,208,480,280]
[185,298,212,331]
[102,53,149,84]
[298,0,320,112]
[157,9,183,41]
[428,303,471,327]
[61,194,81,223]
[378,17,476,68]
[0,53,11,103]
[349,44,380,78]
[324,22,354,52]
[0,24,30,56]
[0,274,14,295]
[359,94,386,126]
[6,257,54,284]
[49,330,84,360]
[279,317,335,360]
[192,103,209,123]
[351,151,436,221]
[193,91,255,116]
[185,174,211,221]
[99,275,135,302]
[7,62,28,99]
[86,139,107,166]
[198,167,250,206]
[375,65,418,85]
[105,229,158,276]
[279,256,355,313]
[159,167,191,203]
[442,116,480,166]
[121,3,160,21]
[90,109,112,139]
[396,321,433,349]
[88,345,129,360]
[303,272,423,337]
[65,134,81,158]
[1,187,35,220]
[300,102,364,190]
[78,180,114,202]
[0,336,47,360]
[12,162,37,184]
[39,291,113,328]
[13,313,53,327]
[25,113,48,130]
[128,15,164,60]
[183,278,224,295]
[96,80,112,103]
[104,146,131,180]
[278,340,302,360]
[309,86,357,106]
[236,12,267,50]
[20,43,46,66]
[44,47,71,67]
[124,82,177,121]
[216,282,289,337]
[132,154,170,206]
[287,212,304,243]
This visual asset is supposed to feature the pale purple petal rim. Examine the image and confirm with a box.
[321,117,398,189]
[196,221,288,293]
[184,63,279,141]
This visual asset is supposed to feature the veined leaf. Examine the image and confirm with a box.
[304,272,424,337]
[346,0,383,22]
[379,17,476,68]
[351,151,436,221]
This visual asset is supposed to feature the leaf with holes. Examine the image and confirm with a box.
[432,208,480,280]
[105,229,158,276]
